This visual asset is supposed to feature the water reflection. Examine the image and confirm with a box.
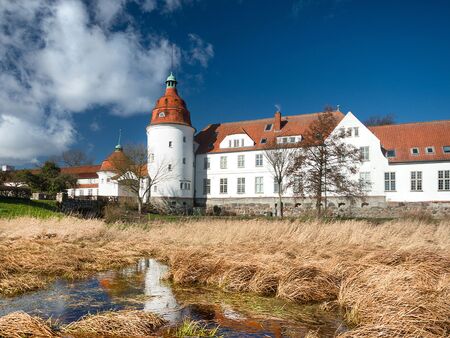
[0,259,346,337]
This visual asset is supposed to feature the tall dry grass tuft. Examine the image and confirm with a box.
[61,310,166,336]
[0,311,56,338]
[0,216,449,336]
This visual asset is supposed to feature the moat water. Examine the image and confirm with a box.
[0,259,347,337]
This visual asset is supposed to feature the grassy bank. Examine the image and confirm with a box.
[0,217,448,337]
[0,198,61,219]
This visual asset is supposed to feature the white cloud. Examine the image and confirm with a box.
[141,0,157,12]
[0,0,177,165]
[90,120,100,132]
[94,0,127,26]
[187,33,214,68]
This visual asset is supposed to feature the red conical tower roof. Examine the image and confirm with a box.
[149,73,192,127]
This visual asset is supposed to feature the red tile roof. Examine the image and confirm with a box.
[149,87,192,127]
[99,149,128,172]
[195,111,345,154]
[368,120,450,163]
[76,183,98,188]
[61,165,101,178]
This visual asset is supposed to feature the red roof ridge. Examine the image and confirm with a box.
[368,119,450,129]
[215,110,344,127]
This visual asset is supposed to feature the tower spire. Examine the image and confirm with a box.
[115,129,123,151]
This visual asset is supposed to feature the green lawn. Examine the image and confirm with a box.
[0,198,62,219]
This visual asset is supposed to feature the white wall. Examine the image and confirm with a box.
[385,162,450,202]
[97,171,119,197]
[147,123,195,199]
[334,112,389,197]
[195,150,292,199]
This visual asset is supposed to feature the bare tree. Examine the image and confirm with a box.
[48,149,94,167]
[364,114,395,126]
[110,144,173,214]
[288,112,364,217]
[264,141,296,218]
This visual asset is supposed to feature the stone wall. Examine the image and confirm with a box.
[195,197,450,219]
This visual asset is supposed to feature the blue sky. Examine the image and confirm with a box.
[1,0,450,166]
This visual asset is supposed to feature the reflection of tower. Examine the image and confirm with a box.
[143,259,180,322]
[146,73,195,207]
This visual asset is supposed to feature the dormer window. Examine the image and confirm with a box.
[386,150,396,158]
[260,138,267,144]
[411,147,419,155]
[158,112,166,117]
[425,146,435,154]
[265,124,273,131]
[443,145,450,153]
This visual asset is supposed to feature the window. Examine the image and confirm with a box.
[411,147,419,155]
[425,146,435,154]
[158,112,165,117]
[88,189,92,196]
[410,171,422,191]
[354,127,359,137]
[260,138,267,144]
[359,172,371,191]
[203,157,210,170]
[220,178,228,194]
[79,190,84,196]
[182,157,186,164]
[183,136,186,143]
[360,146,370,161]
[153,185,157,192]
[237,155,245,168]
[237,177,245,194]
[180,182,191,190]
[255,177,264,194]
[438,170,450,191]
[265,124,273,131]
[346,128,352,137]
[386,150,396,158]
[220,156,227,169]
[203,179,211,195]
[228,140,232,148]
[233,139,239,147]
[289,137,296,143]
[169,141,173,148]
[384,172,396,191]
[443,146,450,154]
[168,164,172,171]
[255,154,263,167]
[274,178,281,193]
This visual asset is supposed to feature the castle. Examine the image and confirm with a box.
[61,73,450,211]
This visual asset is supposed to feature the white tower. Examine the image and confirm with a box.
[146,73,195,207]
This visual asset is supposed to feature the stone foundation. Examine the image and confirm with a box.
[195,197,450,219]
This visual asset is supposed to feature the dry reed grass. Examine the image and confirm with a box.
[61,310,166,336]
[0,216,449,337]
[0,311,56,337]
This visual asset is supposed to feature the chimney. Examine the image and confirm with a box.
[274,111,281,131]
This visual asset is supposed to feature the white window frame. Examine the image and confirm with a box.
[203,178,210,195]
[438,170,450,191]
[360,146,370,161]
[384,172,396,191]
[237,155,245,168]
[410,171,423,191]
[425,146,435,154]
[255,177,264,194]
[220,156,227,169]
[255,154,263,167]
[220,178,228,194]
[237,177,246,194]
[359,172,371,191]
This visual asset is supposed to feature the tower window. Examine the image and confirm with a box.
[168,164,172,171]
[183,157,186,164]
[159,112,165,117]
[169,141,173,148]
[183,136,186,143]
